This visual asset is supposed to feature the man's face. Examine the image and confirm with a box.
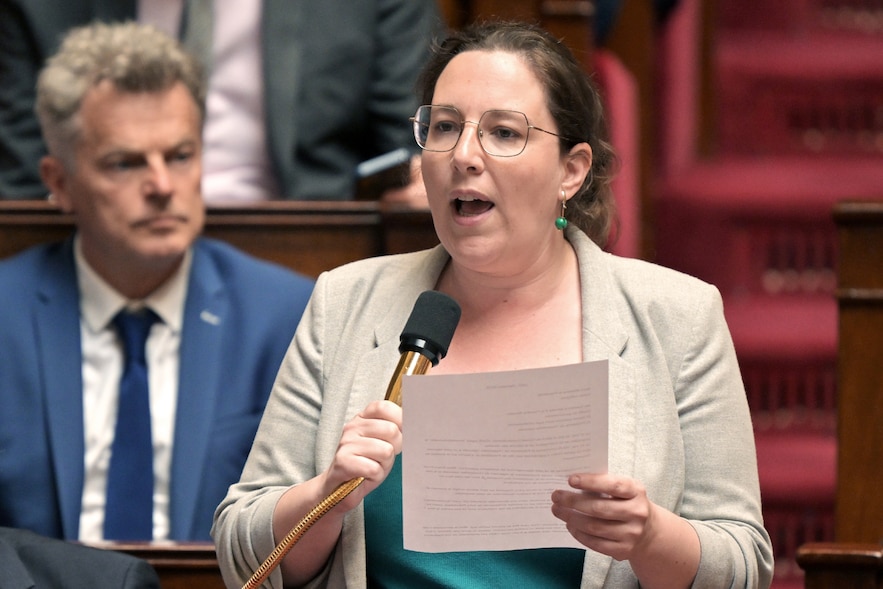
[44,80,205,279]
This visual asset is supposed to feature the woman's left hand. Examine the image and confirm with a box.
[550,472,658,562]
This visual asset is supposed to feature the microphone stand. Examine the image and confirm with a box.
[241,350,432,589]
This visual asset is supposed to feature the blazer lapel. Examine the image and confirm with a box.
[35,241,86,539]
[168,243,228,539]
[570,228,637,584]
[345,329,403,432]
[345,245,453,415]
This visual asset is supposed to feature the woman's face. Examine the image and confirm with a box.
[421,50,590,277]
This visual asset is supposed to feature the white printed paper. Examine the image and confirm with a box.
[401,360,608,552]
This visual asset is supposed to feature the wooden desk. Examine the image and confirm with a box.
[85,542,225,589]
[0,201,438,277]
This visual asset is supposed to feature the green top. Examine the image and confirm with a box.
[364,455,585,588]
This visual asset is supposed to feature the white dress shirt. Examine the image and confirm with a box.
[139,0,280,202]
[75,237,191,541]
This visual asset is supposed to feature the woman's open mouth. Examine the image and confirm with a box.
[454,196,494,217]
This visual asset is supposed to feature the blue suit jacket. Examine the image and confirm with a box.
[0,237,313,541]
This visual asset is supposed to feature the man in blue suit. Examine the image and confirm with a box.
[0,22,313,542]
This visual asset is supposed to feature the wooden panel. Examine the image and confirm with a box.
[469,0,540,21]
[0,202,73,256]
[88,542,225,589]
[836,201,883,291]
[441,1,595,70]
[798,200,883,589]
[381,205,439,255]
[200,202,385,278]
[540,1,596,72]
[0,201,438,279]
[436,0,467,28]
[833,200,883,544]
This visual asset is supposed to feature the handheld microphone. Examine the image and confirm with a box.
[242,290,460,589]
[385,290,461,405]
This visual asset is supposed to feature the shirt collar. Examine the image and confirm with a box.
[74,235,192,334]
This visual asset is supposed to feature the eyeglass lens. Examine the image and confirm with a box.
[413,106,532,157]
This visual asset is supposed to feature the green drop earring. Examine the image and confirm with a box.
[555,189,568,230]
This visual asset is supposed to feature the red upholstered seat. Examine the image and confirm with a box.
[715,35,883,157]
[655,157,883,298]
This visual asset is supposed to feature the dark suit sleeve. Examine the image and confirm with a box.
[0,527,161,589]
[0,0,52,199]
[0,532,34,589]
[367,0,444,155]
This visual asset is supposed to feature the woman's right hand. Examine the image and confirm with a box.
[271,399,402,586]
[320,399,403,512]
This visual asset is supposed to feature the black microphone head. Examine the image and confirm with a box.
[399,291,461,366]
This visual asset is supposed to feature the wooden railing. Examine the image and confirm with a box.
[0,201,438,277]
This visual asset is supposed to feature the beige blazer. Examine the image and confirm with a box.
[213,227,773,588]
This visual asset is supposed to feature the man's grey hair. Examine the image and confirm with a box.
[35,20,206,169]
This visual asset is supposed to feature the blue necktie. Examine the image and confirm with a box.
[104,309,158,540]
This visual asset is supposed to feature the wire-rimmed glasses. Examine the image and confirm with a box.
[411,105,570,157]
